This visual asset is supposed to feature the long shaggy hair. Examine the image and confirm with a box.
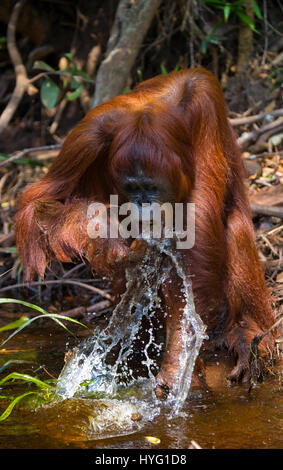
[16,68,275,388]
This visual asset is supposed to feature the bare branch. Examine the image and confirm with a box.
[250,203,283,219]
[0,144,62,167]
[237,117,283,147]
[230,109,283,126]
[0,0,29,134]
[0,278,114,301]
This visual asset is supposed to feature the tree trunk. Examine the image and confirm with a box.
[236,0,254,77]
[92,0,162,108]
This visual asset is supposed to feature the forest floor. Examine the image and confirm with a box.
[0,1,282,359]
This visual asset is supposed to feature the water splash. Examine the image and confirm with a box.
[36,387,160,441]
[158,242,208,415]
[56,243,168,398]
[55,237,207,433]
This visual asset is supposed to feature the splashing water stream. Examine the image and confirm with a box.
[54,238,207,435]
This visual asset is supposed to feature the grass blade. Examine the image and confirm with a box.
[0,372,53,389]
[0,313,88,349]
[0,316,29,332]
[0,298,89,348]
[0,391,37,421]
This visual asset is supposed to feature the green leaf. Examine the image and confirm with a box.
[56,67,94,82]
[0,316,29,332]
[70,68,93,81]
[33,61,56,73]
[67,84,83,101]
[0,391,37,421]
[201,39,207,54]
[70,76,80,89]
[0,372,52,390]
[0,298,88,349]
[40,78,60,110]
[253,0,262,19]
[160,65,168,74]
[64,52,74,62]
[236,11,256,31]
[223,5,231,22]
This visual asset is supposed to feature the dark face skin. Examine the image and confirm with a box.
[115,170,178,249]
[116,167,179,208]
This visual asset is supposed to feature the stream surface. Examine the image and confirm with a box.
[0,241,282,449]
[0,322,282,449]
[0,328,282,449]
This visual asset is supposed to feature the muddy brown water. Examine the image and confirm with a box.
[0,320,282,449]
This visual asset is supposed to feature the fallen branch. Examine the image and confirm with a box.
[250,203,283,219]
[0,279,114,301]
[0,144,62,167]
[260,234,279,258]
[230,108,283,126]
[245,150,283,160]
[237,117,283,147]
[61,263,86,278]
[60,299,111,319]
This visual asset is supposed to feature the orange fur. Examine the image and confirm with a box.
[16,68,275,387]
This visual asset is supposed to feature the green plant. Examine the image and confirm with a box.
[33,53,94,110]
[0,298,88,349]
[200,20,228,54]
[201,0,262,27]
[0,298,89,420]
[160,64,180,75]
[0,152,44,167]
[200,0,263,53]
[0,372,55,421]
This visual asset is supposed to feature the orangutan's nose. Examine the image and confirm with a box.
[122,176,159,204]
